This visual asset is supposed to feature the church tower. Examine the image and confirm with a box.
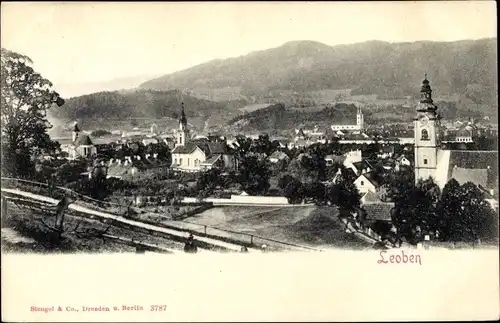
[72,121,80,143]
[356,106,364,130]
[414,75,442,184]
[176,102,189,147]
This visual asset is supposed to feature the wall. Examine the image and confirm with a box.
[354,175,377,194]
[182,194,290,206]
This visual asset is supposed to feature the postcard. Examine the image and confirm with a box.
[1,1,499,322]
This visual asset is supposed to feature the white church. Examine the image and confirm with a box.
[330,105,365,131]
[171,103,236,172]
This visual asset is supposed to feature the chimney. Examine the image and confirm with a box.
[490,189,494,196]
[135,155,139,160]
[137,156,141,161]
[109,158,114,166]
[117,160,122,165]
[124,160,130,166]
[145,154,150,159]
[153,153,158,159]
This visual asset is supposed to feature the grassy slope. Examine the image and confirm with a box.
[188,205,372,249]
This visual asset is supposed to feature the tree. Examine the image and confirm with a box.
[326,181,361,211]
[416,177,441,208]
[436,179,461,241]
[1,48,64,177]
[196,168,221,197]
[283,177,304,204]
[391,181,436,244]
[438,180,497,242]
[237,155,271,195]
[278,174,295,190]
[303,181,327,205]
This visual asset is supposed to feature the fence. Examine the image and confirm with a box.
[167,219,321,252]
[1,177,128,215]
[1,177,323,252]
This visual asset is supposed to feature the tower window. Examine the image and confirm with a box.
[421,129,429,141]
[424,159,428,165]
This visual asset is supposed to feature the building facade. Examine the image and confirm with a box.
[414,76,442,184]
[331,105,365,131]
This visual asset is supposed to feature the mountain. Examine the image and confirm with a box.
[226,103,359,134]
[139,39,498,107]
[57,74,163,98]
[51,89,247,131]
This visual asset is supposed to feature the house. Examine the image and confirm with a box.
[142,138,159,146]
[377,146,395,159]
[350,159,374,176]
[269,151,290,163]
[172,141,236,172]
[106,155,170,179]
[362,202,395,224]
[270,136,291,149]
[354,172,381,194]
[360,191,381,204]
[106,158,138,179]
[343,150,363,169]
[171,103,236,172]
[329,167,358,184]
[325,154,346,167]
[226,138,240,150]
[394,154,412,171]
[289,138,308,149]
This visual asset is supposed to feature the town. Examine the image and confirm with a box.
[1,45,498,254]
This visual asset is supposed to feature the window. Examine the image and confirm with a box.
[174,158,177,165]
[421,129,429,140]
[360,181,364,186]
[424,159,428,165]
[187,158,190,166]
[179,158,183,165]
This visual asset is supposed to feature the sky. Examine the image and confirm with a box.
[1,1,497,97]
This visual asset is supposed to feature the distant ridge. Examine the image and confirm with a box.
[139,38,497,106]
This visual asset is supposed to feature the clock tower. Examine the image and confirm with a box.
[414,75,442,184]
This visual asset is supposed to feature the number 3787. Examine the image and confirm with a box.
[150,305,167,311]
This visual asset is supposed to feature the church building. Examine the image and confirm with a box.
[171,103,236,172]
[59,122,97,160]
[330,105,365,131]
[413,76,498,197]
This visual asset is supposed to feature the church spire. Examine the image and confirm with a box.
[420,73,433,104]
[179,102,187,127]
